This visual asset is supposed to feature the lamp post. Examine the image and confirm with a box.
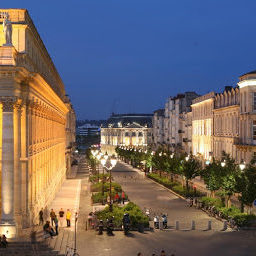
[221,159,226,167]
[96,153,101,182]
[101,155,117,212]
[239,159,246,171]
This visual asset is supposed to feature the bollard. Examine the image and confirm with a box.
[208,220,212,230]
[175,220,179,230]
[191,220,195,230]
[159,221,163,230]
[222,220,227,231]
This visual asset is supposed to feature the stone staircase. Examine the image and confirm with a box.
[1,226,74,256]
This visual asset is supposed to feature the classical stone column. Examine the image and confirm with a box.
[0,97,17,238]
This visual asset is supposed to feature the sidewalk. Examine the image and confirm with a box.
[48,178,81,231]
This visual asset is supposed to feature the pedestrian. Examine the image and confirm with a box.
[50,209,56,226]
[160,250,166,256]
[121,191,125,204]
[54,216,59,235]
[190,197,193,207]
[39,208,44,225]
[59,208,65,227]
[114,193,119,203]
[66,209,71,227]
[43,220,55,238]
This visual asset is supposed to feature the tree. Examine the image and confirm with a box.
[180,155,201,194]
[201,158,222,197]
[236,160,256,213]
[167,154,182,182]
[220,152,240,208]
[152,149,170,177]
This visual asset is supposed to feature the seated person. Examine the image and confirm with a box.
[43,221,55,237]
[1,235,8,248]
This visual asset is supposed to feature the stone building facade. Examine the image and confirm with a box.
[213,87,240,160]
[152,109,164,146]
[153,92,199,153]
[64,95,76,177]
[0,9,76,236]
[191,92,215,160]
[101,114,153,155]
[235,71,256,163]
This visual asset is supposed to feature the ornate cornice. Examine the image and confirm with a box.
[0,96,18,112]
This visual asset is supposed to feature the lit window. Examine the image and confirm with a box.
[254,93,256,111]
[253,121,256,140]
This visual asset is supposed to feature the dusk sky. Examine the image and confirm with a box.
[3,1,256,119]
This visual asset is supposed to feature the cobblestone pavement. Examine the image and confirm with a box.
[113,162,224,231]
[75,161,256,256]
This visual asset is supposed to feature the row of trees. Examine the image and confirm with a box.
[115,147,256,212]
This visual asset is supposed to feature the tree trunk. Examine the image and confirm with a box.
[210,191,215,198]
[226,195,231,208]
[240,201,244,213]
[170,173,174,182]
[186,179,189,194]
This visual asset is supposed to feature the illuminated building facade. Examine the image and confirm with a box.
[153,92,199,153]
[191,92,215,160]
[0,9,76,236]
[101,113,153,155]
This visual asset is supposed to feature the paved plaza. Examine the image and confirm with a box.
[75,161,256,256]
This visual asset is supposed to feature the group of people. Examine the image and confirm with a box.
[114,191,126,204]
[39,208,72,237]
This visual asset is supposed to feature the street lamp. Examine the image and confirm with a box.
[101,155,117,211]
[205,160,210,166]
[185,154,190,162]
[221,159,226,167]
[239,159,246,171]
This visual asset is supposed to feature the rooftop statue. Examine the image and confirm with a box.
[2,13,12,46]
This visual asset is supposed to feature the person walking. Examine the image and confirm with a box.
[121,191,125,204]
[50,209,56,226]
[66,209,71,227]
[114,193,119,203]
[59,208,65,227]
[39,208,44,225]
[54,216,59,235]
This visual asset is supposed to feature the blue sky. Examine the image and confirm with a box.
[3,0,256,119]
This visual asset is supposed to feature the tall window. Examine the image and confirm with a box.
[253,121,256,141]
[253,92,256,111]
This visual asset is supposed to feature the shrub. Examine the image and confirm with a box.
[172,184,203,197]
[89,174,110,183]
[200,197,224,208]
[91,182,122,193]
[232,214,256,227]
[148,173,178,188]
[95,202,149,228]
[218,206,241,219]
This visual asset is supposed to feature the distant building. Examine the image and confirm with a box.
[153,92,199,154]
[153,109,165,146]
[101,113,153,155]
[77,123,100,136]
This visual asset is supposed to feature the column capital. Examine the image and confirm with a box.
[0,96,19,112]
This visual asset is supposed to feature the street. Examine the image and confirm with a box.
[76,161,256,256]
